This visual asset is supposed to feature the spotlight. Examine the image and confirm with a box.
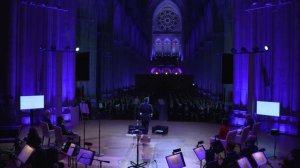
[75,47,80,52]
[241,47,248,53]
[175,72,178,75]
[165,72,168,75]
[155,72,158,75]
[264,45,269,51]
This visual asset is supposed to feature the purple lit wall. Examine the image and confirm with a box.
[89,0,149,96]
[9,0,76,115]
[184,0,224,94]
[233,0,300,117]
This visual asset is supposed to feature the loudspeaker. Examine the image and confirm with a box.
[152,125,168,135]
[128,125,147,134]
[76,52,89,81]
[222,53,233,84]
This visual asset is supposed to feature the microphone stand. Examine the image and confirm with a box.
[128,129,147,168]
[83,119,86,147]
[95,111,104,157]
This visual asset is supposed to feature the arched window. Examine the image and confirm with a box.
[172,39,179,55]
[154,39,162,55]
[152,0,182,59]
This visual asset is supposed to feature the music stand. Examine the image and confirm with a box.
[16,145,35,167]
[252,151,273,168]
[166,152,186,168]
[95,110,104,157]
[236,157,253,168]
[67,143,80,157]
[61,141,71,153]
[128,129,147,168]
[193,145,206,168]
[77,148,95,166]
[270,129,279,158]
[66,143,80,167]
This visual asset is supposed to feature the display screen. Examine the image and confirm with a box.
[166,152,186,168]
[193,146,205,161]
[20,95,44,110]
[256,101,280,117]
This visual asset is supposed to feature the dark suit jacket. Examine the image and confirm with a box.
[139,103,153,121]
[57,124,73,135]
[42,117,53,130]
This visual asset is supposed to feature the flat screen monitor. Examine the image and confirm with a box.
[252,151,268,167]
[237,157,253,168]
[166,152,186,168]
[20,95,44,110]
[256,101,280,117]
[77,148,95,166]
[193,145,206,161]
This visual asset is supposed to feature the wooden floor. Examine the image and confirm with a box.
[14,120,300,167]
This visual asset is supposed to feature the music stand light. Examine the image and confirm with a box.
[166,152,186,168]
[16,145,35,167]
[77,148,95,166]
[172,148,182,154]
[193,145,205,168]
[61,141,71,153]
[236,157,253,168]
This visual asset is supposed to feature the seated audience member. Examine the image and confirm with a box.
[281,148,300,168]
[56,116,80,144]
[240,135,259,157]
[57,116,73,135]
[24,127,42,149]
[42,109,54,130]
[245,114,255,129]
[210,118,230,143]
[221,143,239,168]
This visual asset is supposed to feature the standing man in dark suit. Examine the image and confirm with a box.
[139,97,153,134]
[42,109,54,130]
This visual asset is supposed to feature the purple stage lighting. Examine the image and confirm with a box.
[151,67,161,74]
[172,67,182,75]
[162,68,172,74]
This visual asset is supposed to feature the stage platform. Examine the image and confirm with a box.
[2,120,300,168]
[135,74,194,92]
